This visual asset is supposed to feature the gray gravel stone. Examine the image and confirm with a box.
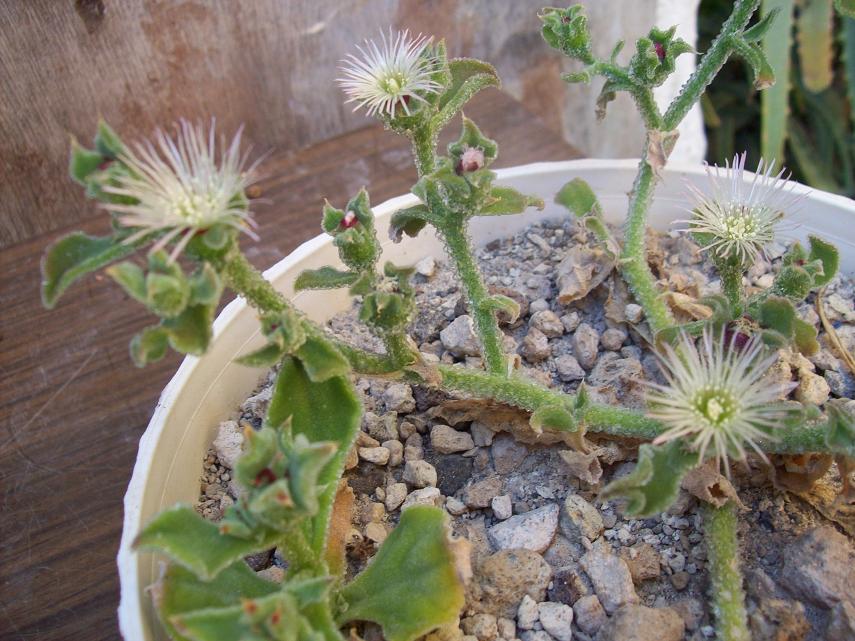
[600,327,627,351]
[555,354,586,382]
[579,545,639,614]
[403,459,437,488]
[517,594,539,630]
[492,494,513,520]
[487,503,559,553]
[358,446,390,465]
[471,549,553,617]
[537,602,573,641]
[573,323,600,369]
[492,434,528,475]
[463,475,503,509]
[573,595,606,635]
[561,312,581,333]
[382,383,415,413]
[521,327,551,362]
[441,314,481,356]
[431,424,475,454]
[213,420,243,469]
[794,370,830,405]
[384,482,407,511]
[596,604,684,641]
[624,304,644,323]
[781,526,855,609]
[560,493,604,542]
[402,486,442,509]
[530,310,565,338]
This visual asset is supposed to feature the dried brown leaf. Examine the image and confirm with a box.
[664,291,713,322]
[559,449,603,485]
[604,275,631,325]
[556,245,614,304]
[646,129,680,175]
[325,481,355,576]
[681,462,745,508]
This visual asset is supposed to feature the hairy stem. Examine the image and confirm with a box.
[440,220,507,374]
[719,261,745,311]
[704,501,750,641]
[621,156,676,334]
[663,0,760,130]
[412,124,437,176]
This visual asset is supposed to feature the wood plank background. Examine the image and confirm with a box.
[0,90,579,641]
[0,0,666,248]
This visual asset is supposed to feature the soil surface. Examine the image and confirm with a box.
[197,217,855,641]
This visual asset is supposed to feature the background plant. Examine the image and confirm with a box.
[42,5,855,641]
[702,0,855,196]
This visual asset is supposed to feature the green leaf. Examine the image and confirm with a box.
[448,115,498,165]
[189,263,223,306]
[530,405,577,434]
[825,400,855,456]
[295,267,359,291]
[434,58,500,128]
[807,235,839,287]
[771,264,813,300]
[162,304,214,355]
[130,326,170,367]
[94,119,125,158]
[761,0,795,160]
[41,232,135,307]
[743,8,780,42]
[106,261,147,303]
[758,296,796,337]
[600,440,700,517]
[388,204,433,242]
[797,0,834,92]
[479,186,544,216]
[556,177,603,219]
[153,563,277,641]
[295,336,351,382]
[835,0,855,17]
[265,357,361,555]
[482,294,521,324]
[339,506,466,641]
[135,505,278,580]
[69,139,105,185]
[793,317,820,356]
[235,343,286,368]
[147,272,191,318]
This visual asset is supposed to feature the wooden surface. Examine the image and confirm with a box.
[0,0,673,248]
[0,90,578,641]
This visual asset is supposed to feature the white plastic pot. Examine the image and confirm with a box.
[117,159,855,640]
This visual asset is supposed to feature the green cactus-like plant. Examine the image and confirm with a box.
[42,8,855,641]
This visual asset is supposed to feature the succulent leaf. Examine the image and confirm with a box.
[807,235,839,287]
[479,186,544,216]
[339,506,467,641]
[295,267,360,291]
[825,400,855,457]
[41,232,135,307]
[600,440,700,516]
[295,336,351,383]
[130,325,170,366]
[388,204,433,242]
[434,58,500,128]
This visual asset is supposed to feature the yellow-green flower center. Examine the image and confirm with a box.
[380,73,407,96]
[721,206,757,240]
[693,388,737,427]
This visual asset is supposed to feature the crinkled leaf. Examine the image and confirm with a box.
[530,404,577,434]
[106,261,147,303]
[69,139,104,185]
[743,7,780,42]
[152,563,277,641]
[808,235,839,287]
[772,264,813,300]
[265,357,361,554]
[162,304,214,355]
[339,506,466,641]
[793,317,820,356]
[130,325,170,367]
[600,440,700,517]
[733,38,776,89]
[235,343,285,368]
[480,186,544,216]
[295,336,350,382]
[294,267,359,291]
[147,272,191,318]
[758,296,796,338]
[134,505,279,580]
[826,400,855,457]
[555,178,602,217]
[189,263,223,306]
[389,204,432,242]
[434,58,500,128]
[94,119,125,158]
[41,232,134,307]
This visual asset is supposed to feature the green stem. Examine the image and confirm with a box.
[412,124,436,176]
[220,250,413,375]
[621,155,676,334]
[719,261,745,311]
[703,501,750,641]
[663,0,760,130]
[631,86,664,131]
[440,220,507,374]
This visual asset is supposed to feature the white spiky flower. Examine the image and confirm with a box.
[103,120,258,261]
[647,328,792,471]
[338,29,441,119]
[683,153,801,266]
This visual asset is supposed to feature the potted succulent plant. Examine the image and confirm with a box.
[42,2,855,641]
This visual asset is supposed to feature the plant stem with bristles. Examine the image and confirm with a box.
[704,501,750,641]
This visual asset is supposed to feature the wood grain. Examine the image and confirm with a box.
[0,0,664,248]
[0,90,578,641]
